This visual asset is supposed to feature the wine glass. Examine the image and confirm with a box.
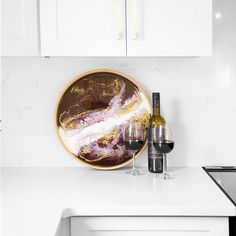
[123,119,147,176]
[153,123,174,180]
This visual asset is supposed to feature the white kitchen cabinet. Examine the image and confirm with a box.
[40,0,212,57]
[40,0,126,56]
[71,217,228,236]
[126,0,212,56]
[1,0,39,56]
[2,0,212,56]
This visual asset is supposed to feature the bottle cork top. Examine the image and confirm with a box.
[152,92,160,99]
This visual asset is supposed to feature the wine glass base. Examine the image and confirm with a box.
[155,173,173,180]
[126,168,145,176]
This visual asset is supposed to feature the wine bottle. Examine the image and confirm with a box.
[148,92,166,173]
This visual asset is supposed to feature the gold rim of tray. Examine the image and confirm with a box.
[54,69,151,170]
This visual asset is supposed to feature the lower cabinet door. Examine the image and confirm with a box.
[71,217,228,236]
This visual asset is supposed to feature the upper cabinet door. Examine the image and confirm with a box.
[40,0,126,56]
[1,0,39,56]
[126,0,212,56]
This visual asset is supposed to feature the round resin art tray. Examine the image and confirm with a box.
[55,70,151,170]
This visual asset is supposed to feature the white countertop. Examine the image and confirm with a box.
[1,167,235,236]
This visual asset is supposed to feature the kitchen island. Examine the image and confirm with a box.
[1,167,235,236]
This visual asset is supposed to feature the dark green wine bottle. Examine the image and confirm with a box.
[148,93,166,173]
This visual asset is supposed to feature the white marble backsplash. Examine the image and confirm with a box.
[1,0,236,167]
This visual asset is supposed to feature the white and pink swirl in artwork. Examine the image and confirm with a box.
[59,80,150,165]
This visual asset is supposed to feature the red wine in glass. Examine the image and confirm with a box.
[153,140,174,154]
[124,139,145,151]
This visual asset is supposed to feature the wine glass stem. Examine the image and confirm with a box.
[163,153,167,175]
[132,152,136,170]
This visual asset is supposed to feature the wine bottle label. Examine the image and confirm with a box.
[148,128,162,159]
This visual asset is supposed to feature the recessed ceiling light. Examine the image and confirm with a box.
[215,12,222,19]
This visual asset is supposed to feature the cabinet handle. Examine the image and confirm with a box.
[132,0,138,40]
[116,0,122,40]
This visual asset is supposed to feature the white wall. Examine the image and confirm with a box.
[1,0,236,167]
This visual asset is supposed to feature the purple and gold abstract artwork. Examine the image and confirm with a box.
[55,70,151,169]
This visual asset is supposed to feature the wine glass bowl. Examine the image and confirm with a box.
[124,140,145,151]
[153,140,174,154]
[123,120,147,176]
